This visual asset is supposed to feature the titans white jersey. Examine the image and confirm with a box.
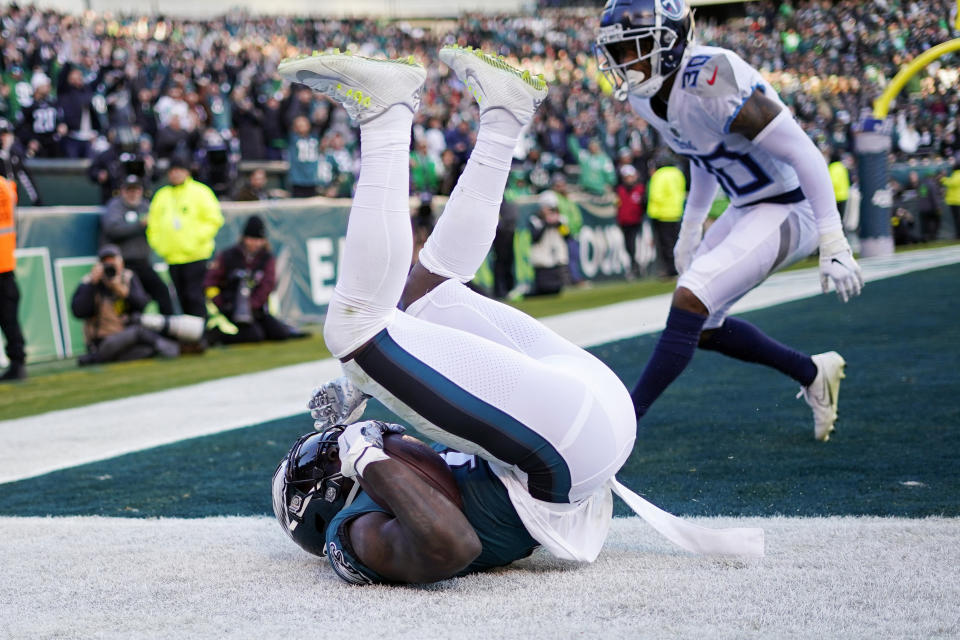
[628,45,801,207]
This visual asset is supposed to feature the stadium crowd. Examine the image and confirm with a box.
[1,1,957,198]
[1,0,958,376]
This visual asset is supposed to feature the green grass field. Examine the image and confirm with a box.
[3,263,957,520]
[0,277,678,420]
[6,242,955,421]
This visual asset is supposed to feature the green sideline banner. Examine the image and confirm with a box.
[54,257,97,358]
[16,193,642,361]
[1,248,63,363]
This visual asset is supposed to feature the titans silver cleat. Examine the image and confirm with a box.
[797,351,846,441]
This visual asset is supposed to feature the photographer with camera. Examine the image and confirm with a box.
[100,175,174,315]
[527,190,571,296]
[203,215,306,345]
[71,244,180,365]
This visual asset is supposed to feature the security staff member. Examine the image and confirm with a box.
[146,155,224,318]
[647,160,686,277]
[0,174,26,381]
[828,153,850,224]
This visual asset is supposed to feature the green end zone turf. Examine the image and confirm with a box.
[2,265,958,519]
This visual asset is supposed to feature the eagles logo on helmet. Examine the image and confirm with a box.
[272,426,361,557]
[595,0,695,100]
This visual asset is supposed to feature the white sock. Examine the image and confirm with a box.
[323,105,413,358]
[417,109,523,282]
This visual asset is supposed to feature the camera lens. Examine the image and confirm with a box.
[103,264,117,278]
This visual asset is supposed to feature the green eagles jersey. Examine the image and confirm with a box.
[326,445,539,584]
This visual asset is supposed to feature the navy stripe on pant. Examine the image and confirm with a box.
[354,329,572,503]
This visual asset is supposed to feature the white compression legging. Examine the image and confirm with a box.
[323,106,522,359]
[324,106,635,503]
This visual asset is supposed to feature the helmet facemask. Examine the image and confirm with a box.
[272,426,360,557]
[595,4,694,101]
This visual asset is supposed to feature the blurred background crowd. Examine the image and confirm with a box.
[0,0,957,204]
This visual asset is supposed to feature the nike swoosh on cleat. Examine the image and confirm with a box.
[466,72,485,93]
[295,70,342,84]
[464,72,486,102]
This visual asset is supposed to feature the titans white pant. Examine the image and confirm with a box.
[323,107,635,504]
[678,199,819,329]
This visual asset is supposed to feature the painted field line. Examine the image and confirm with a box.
[549,244,960,347]
[0,358,342,484]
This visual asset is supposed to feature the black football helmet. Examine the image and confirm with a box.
[272,426,360,557]
[595,0,694,100]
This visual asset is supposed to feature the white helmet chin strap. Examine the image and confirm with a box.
[625,46,691,101]
[626,69,664,99]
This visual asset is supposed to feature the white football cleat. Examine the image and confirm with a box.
[308,376,371,431]
[438,45,547,125]
[278,49,426,124]
[797,351,846,441]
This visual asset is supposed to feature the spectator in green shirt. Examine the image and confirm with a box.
[569,137,616,196]
[322,132,356,198]
[287,116,320,198]
[410,138,441,194]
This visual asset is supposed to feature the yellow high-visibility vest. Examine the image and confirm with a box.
[829,161,850,202]
[647,166,686,222]
[0,176,18,273]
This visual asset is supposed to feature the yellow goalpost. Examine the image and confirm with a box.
[873,37,960,119]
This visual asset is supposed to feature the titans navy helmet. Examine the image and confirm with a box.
[272,426,360,557]
[595,0,694,100]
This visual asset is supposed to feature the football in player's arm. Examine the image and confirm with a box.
[273,421,540,585]
[332,421,481,584]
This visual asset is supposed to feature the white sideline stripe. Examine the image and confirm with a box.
[0,359,344,484]
[551,245,960,347]
[1,515,958,638]
[1,245,958,485]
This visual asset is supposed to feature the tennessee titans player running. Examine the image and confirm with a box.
[273,47,636,584]
[595,0,864,440]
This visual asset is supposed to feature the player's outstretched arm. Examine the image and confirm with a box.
[675,162,719,274]
[337,422,481,583]
[731,89,863,302]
